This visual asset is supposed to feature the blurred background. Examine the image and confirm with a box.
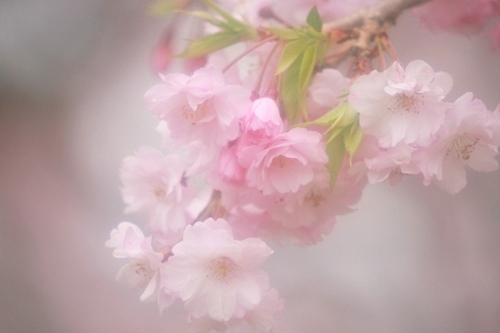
[1,1,499,332]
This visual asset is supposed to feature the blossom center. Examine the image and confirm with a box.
[210,257,237,283]
[152,182,169,203]
[271,156,292,169]
[447,133,478,160]
[133,259,155,280]
[388,93,423,114]
[181,100,213,124]
[304,188,326,207]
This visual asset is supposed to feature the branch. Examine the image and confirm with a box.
[322,0,431,31]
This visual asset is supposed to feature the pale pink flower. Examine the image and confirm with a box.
[239,127,328,195]
[105,221,147,259]
[241,97,283,142]
[419,93,500,194]
[145,66,252,148]
[307,68,350,119]
[120,146,196,235]
[217,162,366,246]
[349,60,453,148]
[105,222,165,301]
[180,287,283,332]
[363,139,419,185]
[162,218,273,322]
[218,142,247,185]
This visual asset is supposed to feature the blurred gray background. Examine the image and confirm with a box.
[1,1,499,332]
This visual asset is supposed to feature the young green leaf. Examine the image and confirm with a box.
[177,10,228,29]
[299,43,317,93]
[306,6,323,33]
[281,57,303,124]
[178,31,242,58]
[300,102,358,128]
[344,122,364,164]
[203,0,247,31]
[149,0,185,15]
[276,39,310,75]
[325,132,346,189]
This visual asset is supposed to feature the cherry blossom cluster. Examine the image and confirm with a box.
[106,0,500,331]
[349,60,500,194]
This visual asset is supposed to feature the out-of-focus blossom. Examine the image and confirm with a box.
[105,222,165,301]
[413,0,500,34]
[120,146,196,235]
[307,68,350,119]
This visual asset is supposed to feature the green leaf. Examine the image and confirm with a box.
[324,126,344,144]
[177,10,227,28]
[299,43,317,93]
[281,57,303,124]
[301,102,358,128]
[306,6,323,33]
[149,0,183,15]
[203,0,247,31]
[275,39,309,75]
[344,123,364,163]
[266,27,299,40]
[325,131,346,189]
[178,31,242,58]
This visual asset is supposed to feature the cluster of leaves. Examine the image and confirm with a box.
[177,0,259,57]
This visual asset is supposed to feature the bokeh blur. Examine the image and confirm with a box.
[1,1,499,332]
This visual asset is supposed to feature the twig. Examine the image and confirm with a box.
[322,0,431,31]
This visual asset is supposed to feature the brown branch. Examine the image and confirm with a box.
[322,0,431,31]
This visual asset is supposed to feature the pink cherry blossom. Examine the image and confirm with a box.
[218,98,283,185]
[241,97,283,142]
[349,60,453,148]
[362,138,419,185]
[120,146,196,235]
[216,162,366,246]
[105,222,165,301]
[238,127,328,195]
[419,93,500,194]
[105,221,146,259]
[145,66,252,148]
[162,218,273,322]
[307,68,350,119]
[218,142,247,185]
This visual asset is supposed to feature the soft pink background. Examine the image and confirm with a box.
[1,1,500,332]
